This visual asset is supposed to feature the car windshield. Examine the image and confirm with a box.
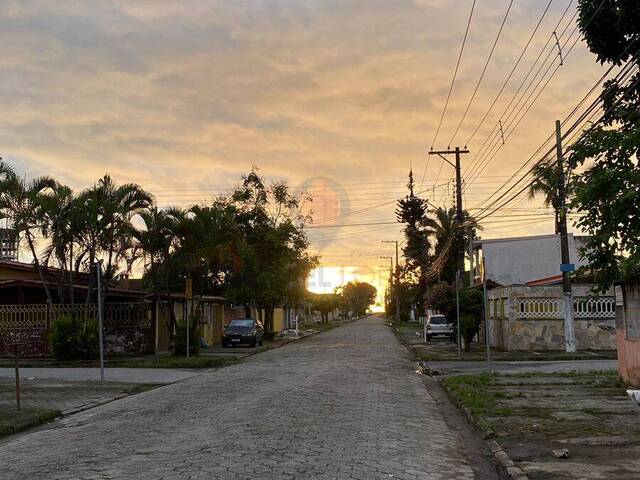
[228,319,254,328]
[430,316,448,325]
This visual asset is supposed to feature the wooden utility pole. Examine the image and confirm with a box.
[555,120,576,353]
[428,147,470,279]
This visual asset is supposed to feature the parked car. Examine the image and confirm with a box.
[426,314,454,342]
[222,319,264,348]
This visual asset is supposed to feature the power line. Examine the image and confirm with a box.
[430,0,477,149]
[448,0,515,146]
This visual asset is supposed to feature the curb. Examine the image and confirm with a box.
[438,378,528,480]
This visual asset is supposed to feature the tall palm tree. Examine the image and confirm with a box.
[529,163,561,234]
[0,162,56,304]
[40,183,78,303]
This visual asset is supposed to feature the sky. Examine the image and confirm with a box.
[0,1,608,305]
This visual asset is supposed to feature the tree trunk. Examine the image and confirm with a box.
[264,305,274,338]
[69,243,75,305]
[26,232,53,305]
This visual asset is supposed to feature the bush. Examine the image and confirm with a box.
[174,316,200,356]
[50,315,99,360]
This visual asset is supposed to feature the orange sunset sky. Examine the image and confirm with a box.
[0,1,606,306]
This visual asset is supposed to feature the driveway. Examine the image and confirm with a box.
[0,316,478,479]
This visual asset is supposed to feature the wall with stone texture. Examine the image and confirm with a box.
[486,284,616,351]
[506,318,616,351]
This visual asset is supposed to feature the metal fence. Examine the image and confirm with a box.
[0,302,152,357]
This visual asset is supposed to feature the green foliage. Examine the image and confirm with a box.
[569,0,640,290]
[49,315,99,361]
[336,281,377,316]
[426,284,483,351]
[309,293,338,323]
[174,317,201,357]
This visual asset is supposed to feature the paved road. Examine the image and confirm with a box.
[429,359,617,375]
[0,316,476,480]
[0,367,199,384]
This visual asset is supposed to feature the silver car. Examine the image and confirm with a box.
[426,314,454,342]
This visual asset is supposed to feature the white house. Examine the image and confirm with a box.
[472,233,590,286]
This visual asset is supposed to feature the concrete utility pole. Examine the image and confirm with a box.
[382,240,400,321]
[96,260,105,385]
[380,256,393,316]
[428,147,470,280]
[555,120,576,353]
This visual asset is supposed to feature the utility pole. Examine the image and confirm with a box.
[428,147,470,281]
[556,120,576,353]
[482,258,492,374]
[382,241,400,321]
[380,256,393,316]
[96,260,105,385]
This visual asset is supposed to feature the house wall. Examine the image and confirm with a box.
[487,285,616,351]
[481,234,588,286]
[617,283,640,387]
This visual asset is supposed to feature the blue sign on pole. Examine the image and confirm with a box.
[560,263,576,273]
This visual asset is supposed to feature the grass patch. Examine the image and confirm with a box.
[115,355,238,369]
[441,373,496,416]
[0,407,61,438]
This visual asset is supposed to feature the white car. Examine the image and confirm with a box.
[426,314,454,342]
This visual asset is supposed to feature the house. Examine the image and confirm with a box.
[472,234,590,286]
[615,283,640,387]
[152,293,225,353]
[471,234,617,352]
[0,260,146,304]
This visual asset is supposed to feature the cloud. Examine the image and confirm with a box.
[0,0,606,296]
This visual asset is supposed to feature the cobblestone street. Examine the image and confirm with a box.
[0,316,477,479]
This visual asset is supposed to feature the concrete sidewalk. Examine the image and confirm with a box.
[0,367,200,384]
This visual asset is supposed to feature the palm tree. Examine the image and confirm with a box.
[425,207,481,283]
[529,163,560,234]
[40,183,78,303]
[0,162,56,304]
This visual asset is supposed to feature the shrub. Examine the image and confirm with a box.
[50,315,99,360]
[174,316,200,356]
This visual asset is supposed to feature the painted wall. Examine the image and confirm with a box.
[481,234,588,285]
[616,283,640,387]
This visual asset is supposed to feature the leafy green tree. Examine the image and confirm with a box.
[309,293,338,324]
[425,282,483,352]
[568,0,640,289]
[227,170,317,336]
[336,281,376,316]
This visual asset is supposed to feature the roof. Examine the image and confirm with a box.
[0,259,90,279]
[0,279,147,297]
[526,275,563,286]
[473,233,559,249]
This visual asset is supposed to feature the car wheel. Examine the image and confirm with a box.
[249,339,256,348]
[221,342,228,348]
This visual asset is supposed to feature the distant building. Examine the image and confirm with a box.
[472,233,590,286]
[0,228,18,262]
